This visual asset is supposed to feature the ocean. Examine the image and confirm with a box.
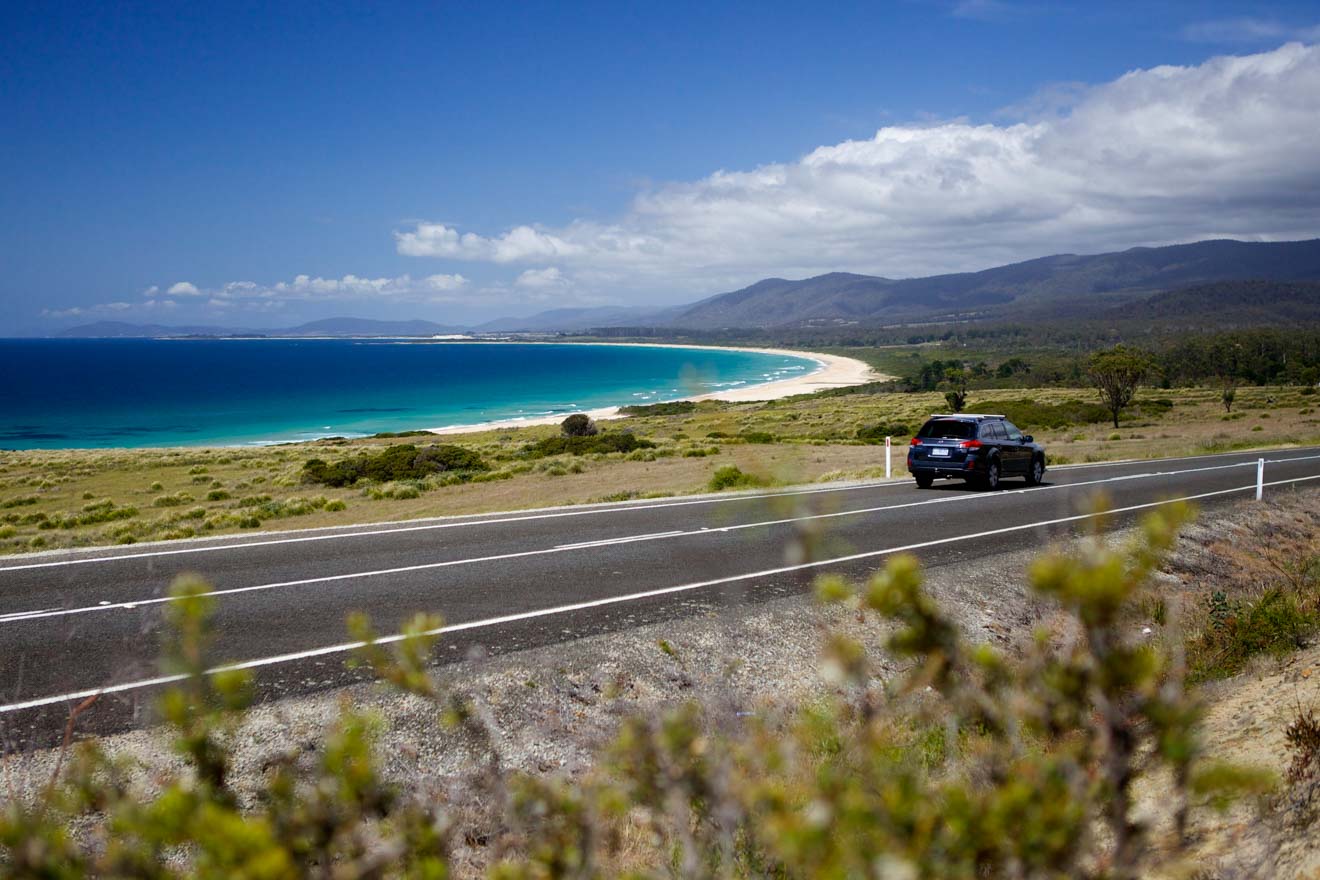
[0,339,817,450]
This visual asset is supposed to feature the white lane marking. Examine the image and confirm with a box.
[3,448,1318,573]
[5,472,1318,715]
[4,455,1320,623]
[0,608,60,623]
[555,531,684,551]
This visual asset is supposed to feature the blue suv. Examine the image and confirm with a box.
[907,414,1046,490]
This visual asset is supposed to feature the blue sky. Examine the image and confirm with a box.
[4,1,1320,332]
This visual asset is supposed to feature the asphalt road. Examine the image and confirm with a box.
[3,447,1319,741]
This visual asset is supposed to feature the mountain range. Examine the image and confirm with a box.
[56,238,1320,338]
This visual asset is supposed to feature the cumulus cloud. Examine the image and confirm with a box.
[396,223,583,262]
[514,267,567,288]
[395,43,1320,292]
[167,281,201,296]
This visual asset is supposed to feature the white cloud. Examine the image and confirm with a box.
[167,281,201,296]
[1181,18,1320,44]
[396,223,582,262]
[424,273,468,291]
[395,43,1320,294]
[514,267,567,288]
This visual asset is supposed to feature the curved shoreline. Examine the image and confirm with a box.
[426,343,882,436]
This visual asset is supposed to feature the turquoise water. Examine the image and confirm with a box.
[0,339,818,449]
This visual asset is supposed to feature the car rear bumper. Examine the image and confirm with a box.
[907,457,980,478]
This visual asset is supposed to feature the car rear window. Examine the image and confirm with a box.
[918,419,975,439]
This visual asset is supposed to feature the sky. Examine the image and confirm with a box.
[4,1,1320,333]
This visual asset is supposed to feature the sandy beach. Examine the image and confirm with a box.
[427,343,882,436]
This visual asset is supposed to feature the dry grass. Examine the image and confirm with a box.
[1,384,1316,556]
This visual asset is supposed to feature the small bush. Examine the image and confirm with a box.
[1189,588,1318,682]
[0,495,38,509]
[324,499,347,511]
[152,493,194,508]
[739,430,775,444]
[206,489,231,501]
[708,465,768,491]
[560,413,598,437]
[1285,708,1320,786]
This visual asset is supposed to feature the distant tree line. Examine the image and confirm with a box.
[889,328,1320,392]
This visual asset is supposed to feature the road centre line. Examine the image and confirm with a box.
[4,455,1319,623]
[4,471,1317,716]
[3,448,1318,573]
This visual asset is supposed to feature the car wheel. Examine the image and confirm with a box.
[915,474,934,489]
[1025,456,1044,486]
[981,460,1000,491]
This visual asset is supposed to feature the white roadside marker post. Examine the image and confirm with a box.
[1257,457,1265,501]
[886,436,892,480]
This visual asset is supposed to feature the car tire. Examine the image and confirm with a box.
[1025,456,1044,486]
[915,474,934,489]
[979,460,1000,491]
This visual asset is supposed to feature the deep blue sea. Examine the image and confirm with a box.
[0,339,817,450]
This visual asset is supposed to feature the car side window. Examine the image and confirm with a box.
[982,421,1005,440]
[1003,421,1024,442]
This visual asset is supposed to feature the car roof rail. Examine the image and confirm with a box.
[928,413,1006,419]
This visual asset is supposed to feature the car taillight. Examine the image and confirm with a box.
[959,439,982,449]
[910,437,922,446]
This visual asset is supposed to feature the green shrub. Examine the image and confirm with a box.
[206,489,231,501]
[560,413,598,437]
[523,432,655,459]
[618,400,697,416]
[856,423,910,443]
[302,444,489,487]
[370,429,433,439]
[152,493,194,508]
[708,465,768,491]
[739,430,775,444]
[0,495,38,509]
[324,499,347,512]
[1189,588,1318,682]
[976,398,1122,430]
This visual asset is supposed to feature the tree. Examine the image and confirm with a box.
[560,413,598,437]
[1222,384,1236,413]
[1088,345,1152,428]
[941,367,968,413]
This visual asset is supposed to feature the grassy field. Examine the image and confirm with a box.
[1,383,1318,556]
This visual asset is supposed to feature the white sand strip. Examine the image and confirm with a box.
[426,343,882,436]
